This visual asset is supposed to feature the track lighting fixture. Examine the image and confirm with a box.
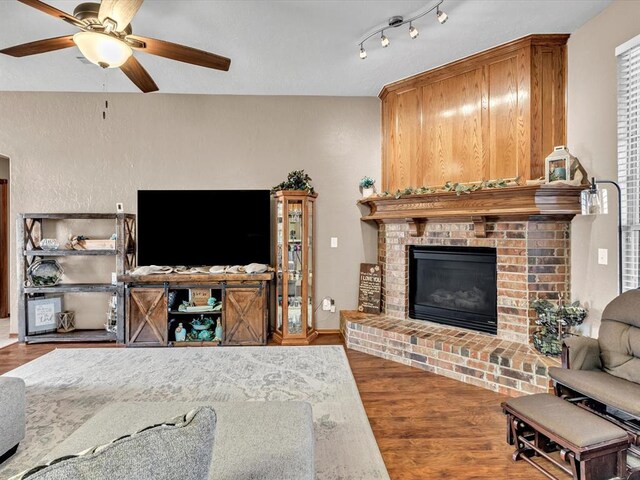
[409,22,419,39]
[359,44,367,59]
[357,0,448,59]
[380,32,390,48]
[437,7,448,24]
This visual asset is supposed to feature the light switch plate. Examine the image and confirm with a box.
[330,237,338,248]
[598,248,608,265]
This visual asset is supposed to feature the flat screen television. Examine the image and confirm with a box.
[137,190,271,267]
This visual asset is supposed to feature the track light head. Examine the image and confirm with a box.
[359,44,367,59]
[437,7,448,24]
[409,22,419,39]
[381,32,390,48]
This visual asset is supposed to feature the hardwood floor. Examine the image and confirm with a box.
[0,335,554,479]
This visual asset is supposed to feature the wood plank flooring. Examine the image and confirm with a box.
[0,336,555,479]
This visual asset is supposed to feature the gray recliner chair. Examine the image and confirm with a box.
[0,377,26,464]
[549,289,640,453]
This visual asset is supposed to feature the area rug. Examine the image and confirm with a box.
[0,346,389,479]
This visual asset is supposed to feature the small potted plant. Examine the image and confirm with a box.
[359,176,376,198]
[531,298,587,356]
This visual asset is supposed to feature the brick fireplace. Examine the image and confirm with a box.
[382,219,571,344]
[343,185,581,395]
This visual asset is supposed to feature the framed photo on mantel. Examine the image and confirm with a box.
[358,263,382,314]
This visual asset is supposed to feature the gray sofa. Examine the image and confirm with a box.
[0,377,26,465]
[13,401,315,480]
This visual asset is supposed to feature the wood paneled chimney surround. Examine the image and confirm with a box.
[380,34,569,191]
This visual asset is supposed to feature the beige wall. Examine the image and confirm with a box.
[568,0,640,335]
[0,93,381,334]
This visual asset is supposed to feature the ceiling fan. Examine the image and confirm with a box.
[0,0,231,93]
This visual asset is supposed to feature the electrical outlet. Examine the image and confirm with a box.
[598,248,608,265]
[322,298,332,311]
[330,237,338,248]
[330,299,336,313]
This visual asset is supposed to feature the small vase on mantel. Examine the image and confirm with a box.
[362,187,375,198]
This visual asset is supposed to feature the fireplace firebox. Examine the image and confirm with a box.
[409,246,498,334]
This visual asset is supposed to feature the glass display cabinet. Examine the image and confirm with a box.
[272,190,318,345]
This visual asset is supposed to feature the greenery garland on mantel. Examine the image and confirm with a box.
[375,178,518,199]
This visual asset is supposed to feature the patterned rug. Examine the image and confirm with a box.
[0,346,389,479]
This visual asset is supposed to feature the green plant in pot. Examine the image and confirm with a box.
[359,176,376,198]
[271,170,314,193]
[531,298,587,356]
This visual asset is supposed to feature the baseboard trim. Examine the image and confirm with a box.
[317,329,342,335]
[9,333,17,338]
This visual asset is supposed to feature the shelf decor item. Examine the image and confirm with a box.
[272,189,318,345]
[27,295,63,335]
[359,176,376,198]
[215,318,223,342]
[175,323,187,342]
[545,146,589,185]
[56,310,76,333]
[27,259,64,286]
[271,170,315,194]
[531,298,587,356]
[38,238,60,251]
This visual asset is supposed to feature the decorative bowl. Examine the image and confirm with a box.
[39,239,60,251]
[192,324,212,331]
[27,259,64,286]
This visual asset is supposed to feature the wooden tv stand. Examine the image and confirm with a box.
[120,273,273,347]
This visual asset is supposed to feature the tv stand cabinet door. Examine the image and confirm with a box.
[223,285,267,346]
[127,287,168,346]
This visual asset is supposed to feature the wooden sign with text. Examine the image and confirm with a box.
[358,263,382,314]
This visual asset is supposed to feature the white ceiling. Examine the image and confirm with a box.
[0,0,611,96]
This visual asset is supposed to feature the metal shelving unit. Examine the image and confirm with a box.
[17,213,136,344]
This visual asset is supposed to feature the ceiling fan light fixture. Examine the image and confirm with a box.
[73,31,132,68]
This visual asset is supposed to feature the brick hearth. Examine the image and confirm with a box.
[341,312,559,397]
[343,218,570,395]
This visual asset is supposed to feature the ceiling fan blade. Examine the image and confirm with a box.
[0,35,75,57]
[99,0,143,32]
[127,35,231,71]
[17,0,84,28]
[120,55,158,93]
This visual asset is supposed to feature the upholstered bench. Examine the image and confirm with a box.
[502,393,629,480]
[0,377,26,465]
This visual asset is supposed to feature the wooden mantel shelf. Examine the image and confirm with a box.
[358,184,583,238]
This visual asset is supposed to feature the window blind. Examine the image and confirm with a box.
[618,37,640,291]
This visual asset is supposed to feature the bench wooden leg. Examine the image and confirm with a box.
[578,450,627,480]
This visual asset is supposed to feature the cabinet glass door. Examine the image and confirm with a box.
[276,200,284,332]
[287,199,303,335]
[307,200,313,329]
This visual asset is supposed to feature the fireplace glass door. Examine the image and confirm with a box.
[409,246,497,334]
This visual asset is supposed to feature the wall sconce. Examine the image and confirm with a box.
[581,177,622,293]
